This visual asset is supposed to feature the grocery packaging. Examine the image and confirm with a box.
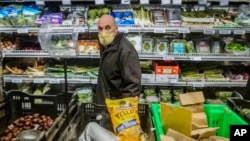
[126,34,142,53]
[154,39,169,54]
[105,97,145,141]
[167,9,182,26]
[150,9,168,26]
[111,10,135,26]
[77,40,99,54]
[170,39,187,54]
[142,37,154,53]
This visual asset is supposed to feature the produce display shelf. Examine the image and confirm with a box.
[2,51,250,61]
[3,76,247,87]
[2,50,50,58]
[1,0,249,2]
[0,25,250,34]
[0,27,40,33]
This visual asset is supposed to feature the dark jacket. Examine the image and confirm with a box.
[96,32,141,104]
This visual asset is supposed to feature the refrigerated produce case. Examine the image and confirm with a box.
[0,0,250,140]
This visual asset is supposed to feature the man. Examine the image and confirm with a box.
[95,14,141,104]
[78,15,142,141]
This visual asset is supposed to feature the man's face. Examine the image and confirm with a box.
[98,16,118,34]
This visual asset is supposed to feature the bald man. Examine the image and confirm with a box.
[95,14,141,104]
[78,14,142,141]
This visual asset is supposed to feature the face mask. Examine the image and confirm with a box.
[98,31,115,46]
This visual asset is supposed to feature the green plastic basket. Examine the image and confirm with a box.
[151,104,248,141]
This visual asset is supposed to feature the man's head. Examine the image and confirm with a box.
[97,15,118,46]
[98,14,118,34]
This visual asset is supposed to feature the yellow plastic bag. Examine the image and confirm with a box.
[105,96,143,141]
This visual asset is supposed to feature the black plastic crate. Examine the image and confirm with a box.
[227,97,250,123]
[77,102,155,140]
[0,90,66,135]
[4,90,66,120]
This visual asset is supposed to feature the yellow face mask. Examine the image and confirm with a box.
[98,31,115,46]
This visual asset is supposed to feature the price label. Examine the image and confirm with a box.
[172,0,182,5]
[91,79,98,84]
[234,30,246,35]
[121,0,130,4]
[62,0,71,5]
[12,79,22,83]
[220,0,229,6]
[34,79,44,84]
[49,79,60,84]
[74,27,85,33]
[17,28,28,33]
[161,0,171,5]
[219,30,231,34]
[36,0,45,5]
[154,28,165,33]
[140,0,149,4]
[190,57,202,61]
[203,29,215,34]
[169,78,178,83]
[178,28,190,33]
[193,82,204,87]
[95,0,104,5]
[198,0,207,5]
[119,28,129,33]
[163,56,174,60]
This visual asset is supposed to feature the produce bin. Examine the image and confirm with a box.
[227,97,250,123]
[77,103,156,141]
[0,90,68,140]
[151,103,248,141]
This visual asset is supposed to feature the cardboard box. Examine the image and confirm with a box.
[179,91,208,130]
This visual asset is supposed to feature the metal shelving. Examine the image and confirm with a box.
[3,74,247,87]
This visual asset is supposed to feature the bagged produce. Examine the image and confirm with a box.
[105,97,145,141]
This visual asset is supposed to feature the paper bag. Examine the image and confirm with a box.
[166,128,196,141]
[209,136,229,141]
[191,127,218,140]
[161,102,192,137]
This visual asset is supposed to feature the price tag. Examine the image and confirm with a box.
[74,27,85,33]
[203,29,215,34]
[219,30,231,34]
[34,79,44,84]
[172,0,182,5]
[234,30,246,35]
[193,82,204,87]
[190,57,202,61]
[220,0,229,6]
[49,79,60,84]
[154,28,165,33]
[119,28,129,33]
[163,56,174,60]
[17,28,28,34]
[178,28,190,33]
[83,78,90,82]
[169,78,178,83]
[91,79,98,84]
[198,0,207,5]
[121,0,130,4]
[12,79,22,83]
[161,0,171,5]
[95,0,104,5]
[62,0,71,5]
[140,0,149,4]
[36,0,45,5]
